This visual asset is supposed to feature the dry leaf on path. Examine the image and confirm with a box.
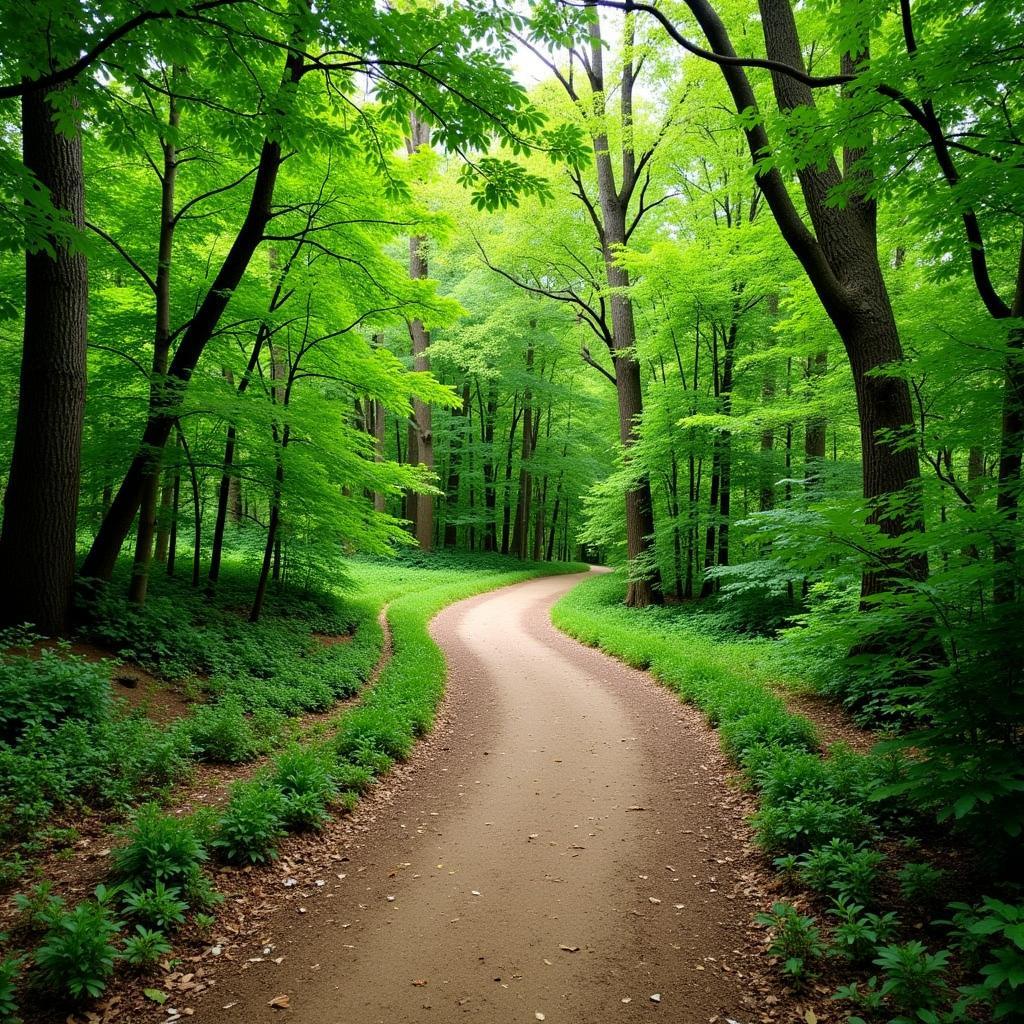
[268,994,290,1009]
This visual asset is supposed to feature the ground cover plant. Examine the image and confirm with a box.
[0,550,580,1015]
[553,571,1024,1023]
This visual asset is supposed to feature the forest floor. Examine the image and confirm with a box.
[178,571,812,1024]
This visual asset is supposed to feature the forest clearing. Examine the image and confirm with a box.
[0,0,1021,1022]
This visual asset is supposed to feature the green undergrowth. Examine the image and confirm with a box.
[1,552,583,1014]
[552,572,1023,1023]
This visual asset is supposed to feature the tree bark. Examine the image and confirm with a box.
[0,83,88,635]
[587,16,662,606]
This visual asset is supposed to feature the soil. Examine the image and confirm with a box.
[777,690,878,754]
[168,572,818,1024]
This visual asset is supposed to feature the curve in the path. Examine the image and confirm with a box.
[204,571,762,1024]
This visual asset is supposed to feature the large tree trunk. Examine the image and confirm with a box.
[80,47,304,582]
[128,87,179,605]
[0,83,88,635]
[587,17,662,607]
[672,0,927,601]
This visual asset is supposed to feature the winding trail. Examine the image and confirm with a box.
[204,571,764,1024]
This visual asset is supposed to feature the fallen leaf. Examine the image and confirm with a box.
[268,995,290,1009]
[804,1014,818,1024]
[143,990,167,1006]
[535,1014,545,1021]
[650,993,661,1003]
[559,944,580,952]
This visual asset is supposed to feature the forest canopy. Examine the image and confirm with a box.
[0,0,1022,1016]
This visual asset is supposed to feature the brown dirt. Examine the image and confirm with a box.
[775,690,877,754]
[27,638,193,724]
[172,572,816,1024]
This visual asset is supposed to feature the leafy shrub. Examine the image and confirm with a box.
[947,898,1024,1021]
[828,896,901,963]
[335,707,415,764]
[183,696,281,764]
[795,839,886,906]
[213,781,286,864]
[720,708,818,761]
[896,861,948,905]
[333,759,375,793]
[0,857,25,891]
[752,794,875,853]
[0,641,110,744]
[755,901,825,984]
[0,655,191,839]
[873,941,952,1016]
[0,951,21,1024]
[271,744,337,831]
[11,883,64,932]
[112,804,207,889]
[181,865,222,912]
[122,925,172,968]
[122,881,188,931]
[33,885,121,1000]
[193,912,216,934]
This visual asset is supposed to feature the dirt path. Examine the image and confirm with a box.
[200,572,770,1024]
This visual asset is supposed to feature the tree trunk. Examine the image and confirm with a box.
[444,383,470,547]
[676,0,928,601]
[500,395,520,555]
[406,113,434,550]
[804,350,828,490]
[154,476,174,563]
[129,87,179,605]
[166,439,181,577]
[483,384,498,551]
[512,340,534,559]
[0,83,87,635]
[80,46,304,582]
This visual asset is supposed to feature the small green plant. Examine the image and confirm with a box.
[797,839,885,905]
[122,881,188,931]
[947,897,1024,1020]
[755,901,825,984]
[873,941,952,1016]
[752,794,874,853]
[122,926,172,968]
[181,865,222,912]
[271,744,337,831]
[828,896,902,963]
[112,804,207,888]
[193,912,216,934]
[12,882,64,931]
[182,696,268,764]
[897,861,947,905]
[0,856,25,890]
[0,950,22,1023]
[33,885,122,1000]
[212,781,286,864]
